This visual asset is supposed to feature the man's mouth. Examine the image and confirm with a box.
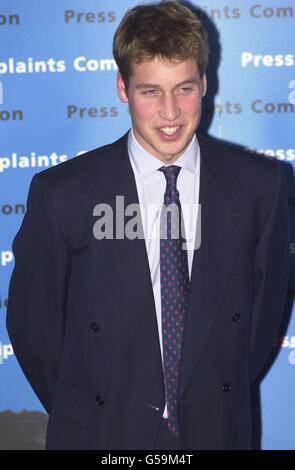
[158,126,181,136]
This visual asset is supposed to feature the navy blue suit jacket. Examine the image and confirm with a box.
[6,132,290,449]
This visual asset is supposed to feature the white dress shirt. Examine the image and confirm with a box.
[128,128,201,418]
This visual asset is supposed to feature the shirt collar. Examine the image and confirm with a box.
[128,128,200,181]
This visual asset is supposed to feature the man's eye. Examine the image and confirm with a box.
[143,90,157,95]
[180,87,193,92]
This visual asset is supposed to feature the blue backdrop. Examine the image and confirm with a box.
[1,0,294,450]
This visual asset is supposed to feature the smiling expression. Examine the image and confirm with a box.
[116,56,207,164]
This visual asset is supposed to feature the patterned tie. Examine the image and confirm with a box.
[158,165,189,438]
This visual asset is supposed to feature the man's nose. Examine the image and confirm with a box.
[159,94,180,121]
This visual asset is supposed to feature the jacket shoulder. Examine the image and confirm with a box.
[198,134,281,189]
[36,132,129,194]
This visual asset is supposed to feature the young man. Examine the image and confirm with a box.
[7,1,289,450]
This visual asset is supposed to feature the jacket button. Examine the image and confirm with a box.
[232,312,240,322]
[90,321,100,332]
[95,395,104,406]
[222,383,231,393]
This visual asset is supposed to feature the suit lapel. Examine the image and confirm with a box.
[179,136,243,398]
[87,133,165,404]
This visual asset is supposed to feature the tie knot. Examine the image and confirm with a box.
[159,165,181,191]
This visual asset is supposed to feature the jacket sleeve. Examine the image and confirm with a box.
[6,173,70,413]
[250,162,290,383]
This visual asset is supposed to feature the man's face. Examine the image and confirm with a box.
[116,56,206,164]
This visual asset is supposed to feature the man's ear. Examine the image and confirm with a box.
[116,72,128,103]
[201,73,207,97]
